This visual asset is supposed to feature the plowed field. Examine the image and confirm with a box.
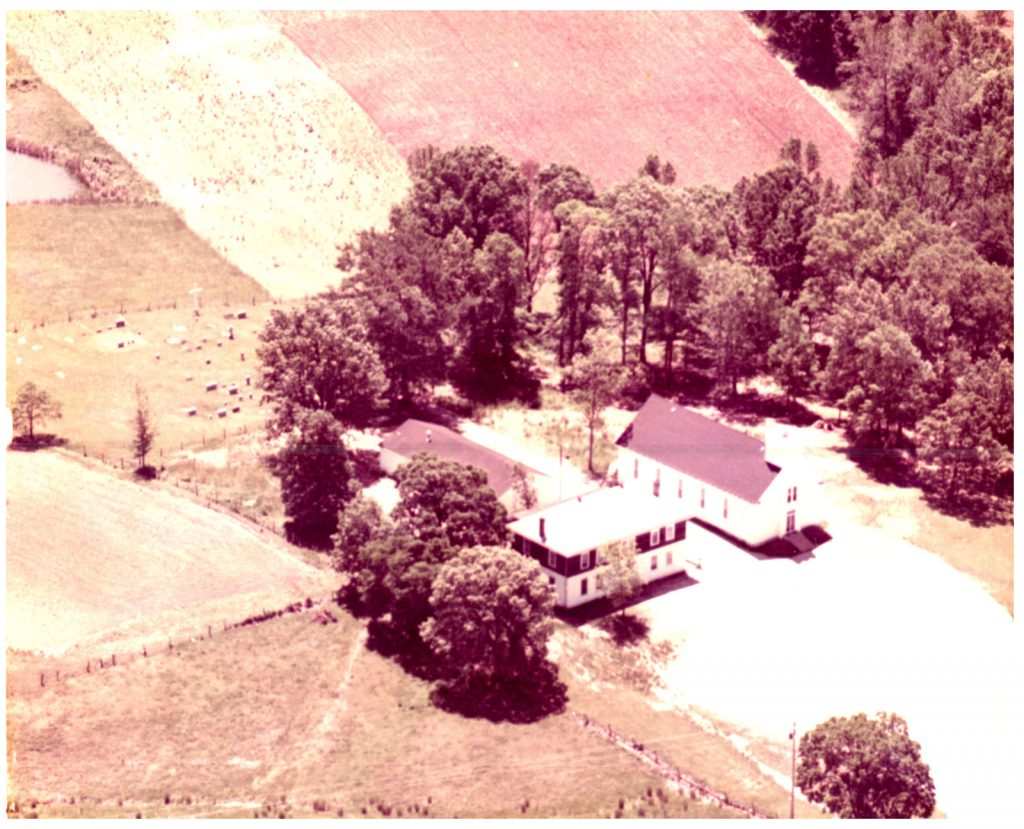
[270,10,856,189]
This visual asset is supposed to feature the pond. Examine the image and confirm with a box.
[6,149,84,203]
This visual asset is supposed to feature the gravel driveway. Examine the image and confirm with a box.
[635,520,1019,821]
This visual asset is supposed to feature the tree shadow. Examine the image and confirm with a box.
[428,661,568,725]
[8,434,68,452]
[706,390,821,429]
[596,612,650,646]
[837,445,918,488]
[350,447,385,488]
[921,484,1014,528]
[283,518,335,551]
[364,618,444,682]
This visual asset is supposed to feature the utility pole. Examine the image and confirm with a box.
[789,721,796,819]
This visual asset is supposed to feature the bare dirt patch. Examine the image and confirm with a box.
[4,450,334,654]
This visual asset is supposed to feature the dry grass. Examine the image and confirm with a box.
[6,204,270,328]
[6,302,285,461]
[7,609,710,818]
[5,450,333,655]
[6,45,161,203]
[7,10,410,299]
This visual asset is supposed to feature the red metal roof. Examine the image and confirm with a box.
[616,394,780,503]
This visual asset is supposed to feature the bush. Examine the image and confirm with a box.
[134,464,158,480]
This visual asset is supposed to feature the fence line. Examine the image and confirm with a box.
[571,710,772,819]
[8,293,279,335]
[33,595,336,693]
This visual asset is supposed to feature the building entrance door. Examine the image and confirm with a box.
[785,510,796,533]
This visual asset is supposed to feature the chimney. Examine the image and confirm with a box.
[539,517,546,541]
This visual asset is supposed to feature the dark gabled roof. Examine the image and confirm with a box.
[381,419,522,497]
[616,394,780,503]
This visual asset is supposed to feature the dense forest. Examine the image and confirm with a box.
[259,10,1012,532]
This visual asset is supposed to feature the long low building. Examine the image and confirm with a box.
[379,418,554,512]
[508,487,694,609]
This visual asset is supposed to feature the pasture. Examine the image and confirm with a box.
[5,450,334,655]
[6,204,269,329]
[271,10,857,189]
[6,605,745,819]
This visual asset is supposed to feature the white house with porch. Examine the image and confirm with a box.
[507,486,703,609]
[612,394,823,549]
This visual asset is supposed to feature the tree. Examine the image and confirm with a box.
[564,344,626,474]
[916,390,1010,504]
[768,307,816,401]
[552,199,610,366]
[604,175,671,363]
[598,538,642,615]
[421,545,565,721]
[408,144,528,249]
[266,410,358,549]
[131,384,156,471]
[332,494,392,614]
[841,322,933,445]
[697,260,781,396]
[256,296,388,434]
[454,232,535,402]
[392,453,509,551]
[11,381,62,441]
[797,712,936,819]
[509,463,537,511]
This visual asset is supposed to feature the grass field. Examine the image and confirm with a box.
[6,45,160,204]
[6,204,270,328]
[6,606,740,819]
[7,10,410,299]
[270,10,856,190]
[6,302,286,464]
[5,450,333,655]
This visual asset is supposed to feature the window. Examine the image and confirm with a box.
[723,498,729,519]
[792,486,798,502]
[549,576,556,586]
[579,550,591,570]
[547,550,558,570]
[666,550,673,567]
[653,468,661,497]
[596,574,604,592]
[700,488,705,509]
[581,578,589,596]
[787,486,799,503]
[677,479,683,498]
[665,523,676,542]
[633,458,639,479]
[675,520,687,539]
[649,530,659,547]
[651,554,658,570]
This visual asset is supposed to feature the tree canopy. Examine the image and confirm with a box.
[256,296,387,433]
[266,409,358,549]
[796,712,936,819]
[11,381,62,441]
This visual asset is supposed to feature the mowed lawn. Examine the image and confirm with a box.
[5,450,334,655]
[6,204,269,329]
[271,10,856,189]
[7,609,708,819]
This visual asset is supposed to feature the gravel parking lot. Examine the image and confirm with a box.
[635,520,1018,821]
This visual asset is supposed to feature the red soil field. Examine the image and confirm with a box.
[269,10,856,190]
